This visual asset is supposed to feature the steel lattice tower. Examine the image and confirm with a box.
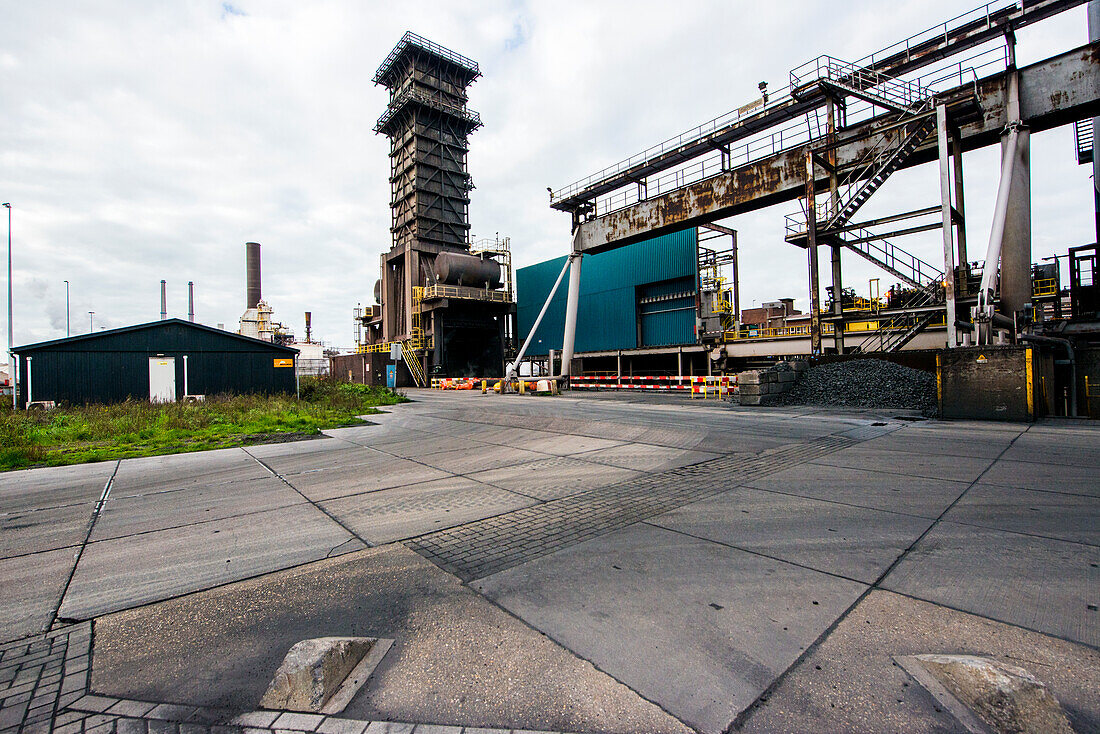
[374,32,482,253]
[373,32,483,341]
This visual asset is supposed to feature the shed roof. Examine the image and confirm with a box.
[12,318,299,354]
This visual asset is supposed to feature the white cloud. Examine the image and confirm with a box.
[0,0,1092,352]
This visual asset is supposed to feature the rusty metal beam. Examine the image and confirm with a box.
[700,222,737,236]
[574,43,1100,254]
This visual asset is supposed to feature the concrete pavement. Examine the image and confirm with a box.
[0,389,1097,733]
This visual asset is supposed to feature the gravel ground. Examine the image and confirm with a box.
[784,359,937,413]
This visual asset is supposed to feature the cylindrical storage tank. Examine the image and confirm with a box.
[246,242,262,309]
[373,279,383,304]
[434,252,502,289]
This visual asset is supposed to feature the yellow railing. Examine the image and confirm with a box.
[402,340,425,387]
[723,324,835,341]
[1033,278,1058,298]
[420,284,511,302]
[722,313,946,342]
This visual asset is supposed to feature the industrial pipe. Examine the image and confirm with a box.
[976,125,1020,343]
[505,255,572,380]
[1020,333,1077,417]
[188,281,194,322]
[558,253,583,379]
[160,280,167,320]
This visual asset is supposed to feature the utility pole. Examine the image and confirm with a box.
[3,203,12,409]
[64,280,70,336]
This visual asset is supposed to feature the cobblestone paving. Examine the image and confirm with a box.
[406,435,856,581]
[0,623,90,734]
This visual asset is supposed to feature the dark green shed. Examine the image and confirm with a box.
[11,319,298,408]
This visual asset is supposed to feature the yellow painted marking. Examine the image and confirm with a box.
[1025,348,1034,420]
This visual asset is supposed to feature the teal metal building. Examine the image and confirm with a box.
[517,229,698,355]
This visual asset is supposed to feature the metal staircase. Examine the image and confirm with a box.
[787,57,937,238]
[836,226,943,288]
[855,276,944,353]
[782,58,948,354]
[1074,118,1093,165]
[823,112,936,232]
[402,340,426,387]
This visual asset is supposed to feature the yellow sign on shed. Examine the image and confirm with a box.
[274,358,294,368]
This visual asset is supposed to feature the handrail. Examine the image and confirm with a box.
[374,31,479,85]
[549,0,1021,208]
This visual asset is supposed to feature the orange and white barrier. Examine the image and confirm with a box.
[571,375,734,396]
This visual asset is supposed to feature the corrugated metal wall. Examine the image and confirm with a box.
[638,276,697,347]
[516,229,698,355]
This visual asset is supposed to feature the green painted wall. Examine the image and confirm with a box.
[516,229,698,355]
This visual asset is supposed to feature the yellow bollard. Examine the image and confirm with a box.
[519,379,525,395]
[482,379,487,394]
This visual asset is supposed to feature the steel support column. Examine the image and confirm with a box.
[937,103,959,347]
[1091,0,1100,241]
[826,98,845,353]
[950,125,968,289]
[1000,59,1033,319]
[805,149,822,355]
[730,230,740,323]
[559,251,583,379]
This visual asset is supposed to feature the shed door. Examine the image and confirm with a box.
[148,357,176,403]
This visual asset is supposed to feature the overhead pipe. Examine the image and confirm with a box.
[505,254,572,380]
[1020,333,1077,417]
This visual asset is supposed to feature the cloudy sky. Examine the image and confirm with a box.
[1,1,1093,353]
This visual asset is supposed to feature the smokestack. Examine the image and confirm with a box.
[246,242,261,309]
[160,280,167,320]
[305,311,312,343]
[188,281,195,322]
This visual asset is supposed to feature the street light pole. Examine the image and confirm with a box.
[3,203,12,410]
[64,280,70,337]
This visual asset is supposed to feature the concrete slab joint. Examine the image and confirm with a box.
[259,637,384,714]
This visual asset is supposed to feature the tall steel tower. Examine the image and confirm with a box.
[374,32,483,341]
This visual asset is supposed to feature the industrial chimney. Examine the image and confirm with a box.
[305,311,312,343]
[160,280,167,320]
[246,242,261,309]
[188,281,195,322]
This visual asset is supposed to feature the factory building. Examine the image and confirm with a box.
[10,320,298,408]
[349,33,516,387]
[517,230,703,371]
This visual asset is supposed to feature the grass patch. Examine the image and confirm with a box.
[0,377,407,472]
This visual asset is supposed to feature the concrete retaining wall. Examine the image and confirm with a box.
[938,346,1037,422]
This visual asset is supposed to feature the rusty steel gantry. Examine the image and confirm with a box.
[533,0,1100,372]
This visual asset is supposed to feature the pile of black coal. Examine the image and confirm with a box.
[783,358,936,413]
